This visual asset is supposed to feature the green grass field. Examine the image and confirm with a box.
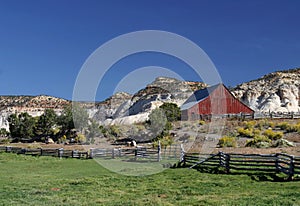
[0,153,299,206]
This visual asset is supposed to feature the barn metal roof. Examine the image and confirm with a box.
[180,83,221,110]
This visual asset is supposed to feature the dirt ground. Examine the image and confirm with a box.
[2,119,300,156]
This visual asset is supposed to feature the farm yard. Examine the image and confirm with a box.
[0,153,300,206]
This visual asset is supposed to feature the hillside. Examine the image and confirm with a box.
[232,68,300,113]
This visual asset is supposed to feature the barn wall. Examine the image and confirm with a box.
[182,84,254,120]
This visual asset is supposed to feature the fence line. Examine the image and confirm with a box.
[0,146,89,159]
[182,152,300,180]
[0,143,182,161]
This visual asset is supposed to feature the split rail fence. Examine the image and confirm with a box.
[182,152,300,180]
[0,144,182,162]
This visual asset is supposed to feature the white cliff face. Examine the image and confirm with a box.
[232,69,300,113]
[92,77,205,125]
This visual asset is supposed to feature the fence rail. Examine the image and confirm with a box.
[182,152,300,180]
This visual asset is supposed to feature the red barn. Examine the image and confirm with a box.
[181,84,254,120]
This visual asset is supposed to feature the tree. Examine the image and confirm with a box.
[58,105,75,135]
[35,109,57,137]
[72,103,89,133]
[87,120,101,143]
[7,113,20,138]
[8,112,36,141]
[159,102,181,122]
[148,108,168,137]
[57,103,89,137]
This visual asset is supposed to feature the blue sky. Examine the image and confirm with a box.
[0,0,299,101]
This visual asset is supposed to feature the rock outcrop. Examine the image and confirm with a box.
[232,68,300,113]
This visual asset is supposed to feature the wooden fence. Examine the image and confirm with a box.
[0,144,182,162]
[89,144,182,162]
[182,152,300,180]
[0,146,89,159]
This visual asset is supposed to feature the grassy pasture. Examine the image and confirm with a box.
[0,153,299,206]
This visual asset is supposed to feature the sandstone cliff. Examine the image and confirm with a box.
[232,68,300,113]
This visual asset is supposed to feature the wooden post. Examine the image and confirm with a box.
[40,148,43,156]
[157,140,161,162]
[112,149,115,159]
[58,148,63,159]
[288,155,295,181]
[6,146,12,152]
[275,153,279,173]
[118,148,121,157]
[90,148,94,159]
[180,144,185,163]
[225,153,230,173]
[219,151,223,167]
[134,148,137,161]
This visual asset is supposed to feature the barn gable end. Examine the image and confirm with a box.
[181,84,254,120]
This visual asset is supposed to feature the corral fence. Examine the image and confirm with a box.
[89,143,182,162]
[0,143,182,162]
[0,146,89,159]
[182,152,300,180]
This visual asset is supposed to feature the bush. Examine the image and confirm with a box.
[237,128,260,138]
[286,124,300,133]
[243,121,256,129]
[75,133,86,143]
[199,120,205,125]
[218,136,237,148]
[276,122,290,130]
[245,135,271,148]
[262,129,283,140]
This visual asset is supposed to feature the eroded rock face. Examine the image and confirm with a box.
[232,69,300,113]
[88,77,206,125]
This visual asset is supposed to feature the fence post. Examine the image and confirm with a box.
[180,144,185,163]
[112,149,115,159]
[288,155,295,181]
[134,148,137,161]
[58,148,64,159]
[90,148,94,159]
[275,153,279,173]
[157,140,161,162]
[6,146,12,153]
[219,151,223,167]
[118,148,121,157]
[40,148,43,156]
[225,153,230,173]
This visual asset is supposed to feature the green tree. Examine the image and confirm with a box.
[8,112,36,141]
[7,113,20,138]
[57,105,74,136]
[148,108,168,137]
[87,120,101,143]
[72,103,89,133]
[58,103,89,137]
[35,109,57,137]
[159,102,181,122]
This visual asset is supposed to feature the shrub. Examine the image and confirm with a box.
[199,120,205,125]
[218,136,237,148]
[276,122,290,130]
[237,128,260,138]
[75,133,86,143]
[272,139,294,147]
[286,124,300,133]
[262,129,283,140]
[243,121,256,129]
[245,135,271,148]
